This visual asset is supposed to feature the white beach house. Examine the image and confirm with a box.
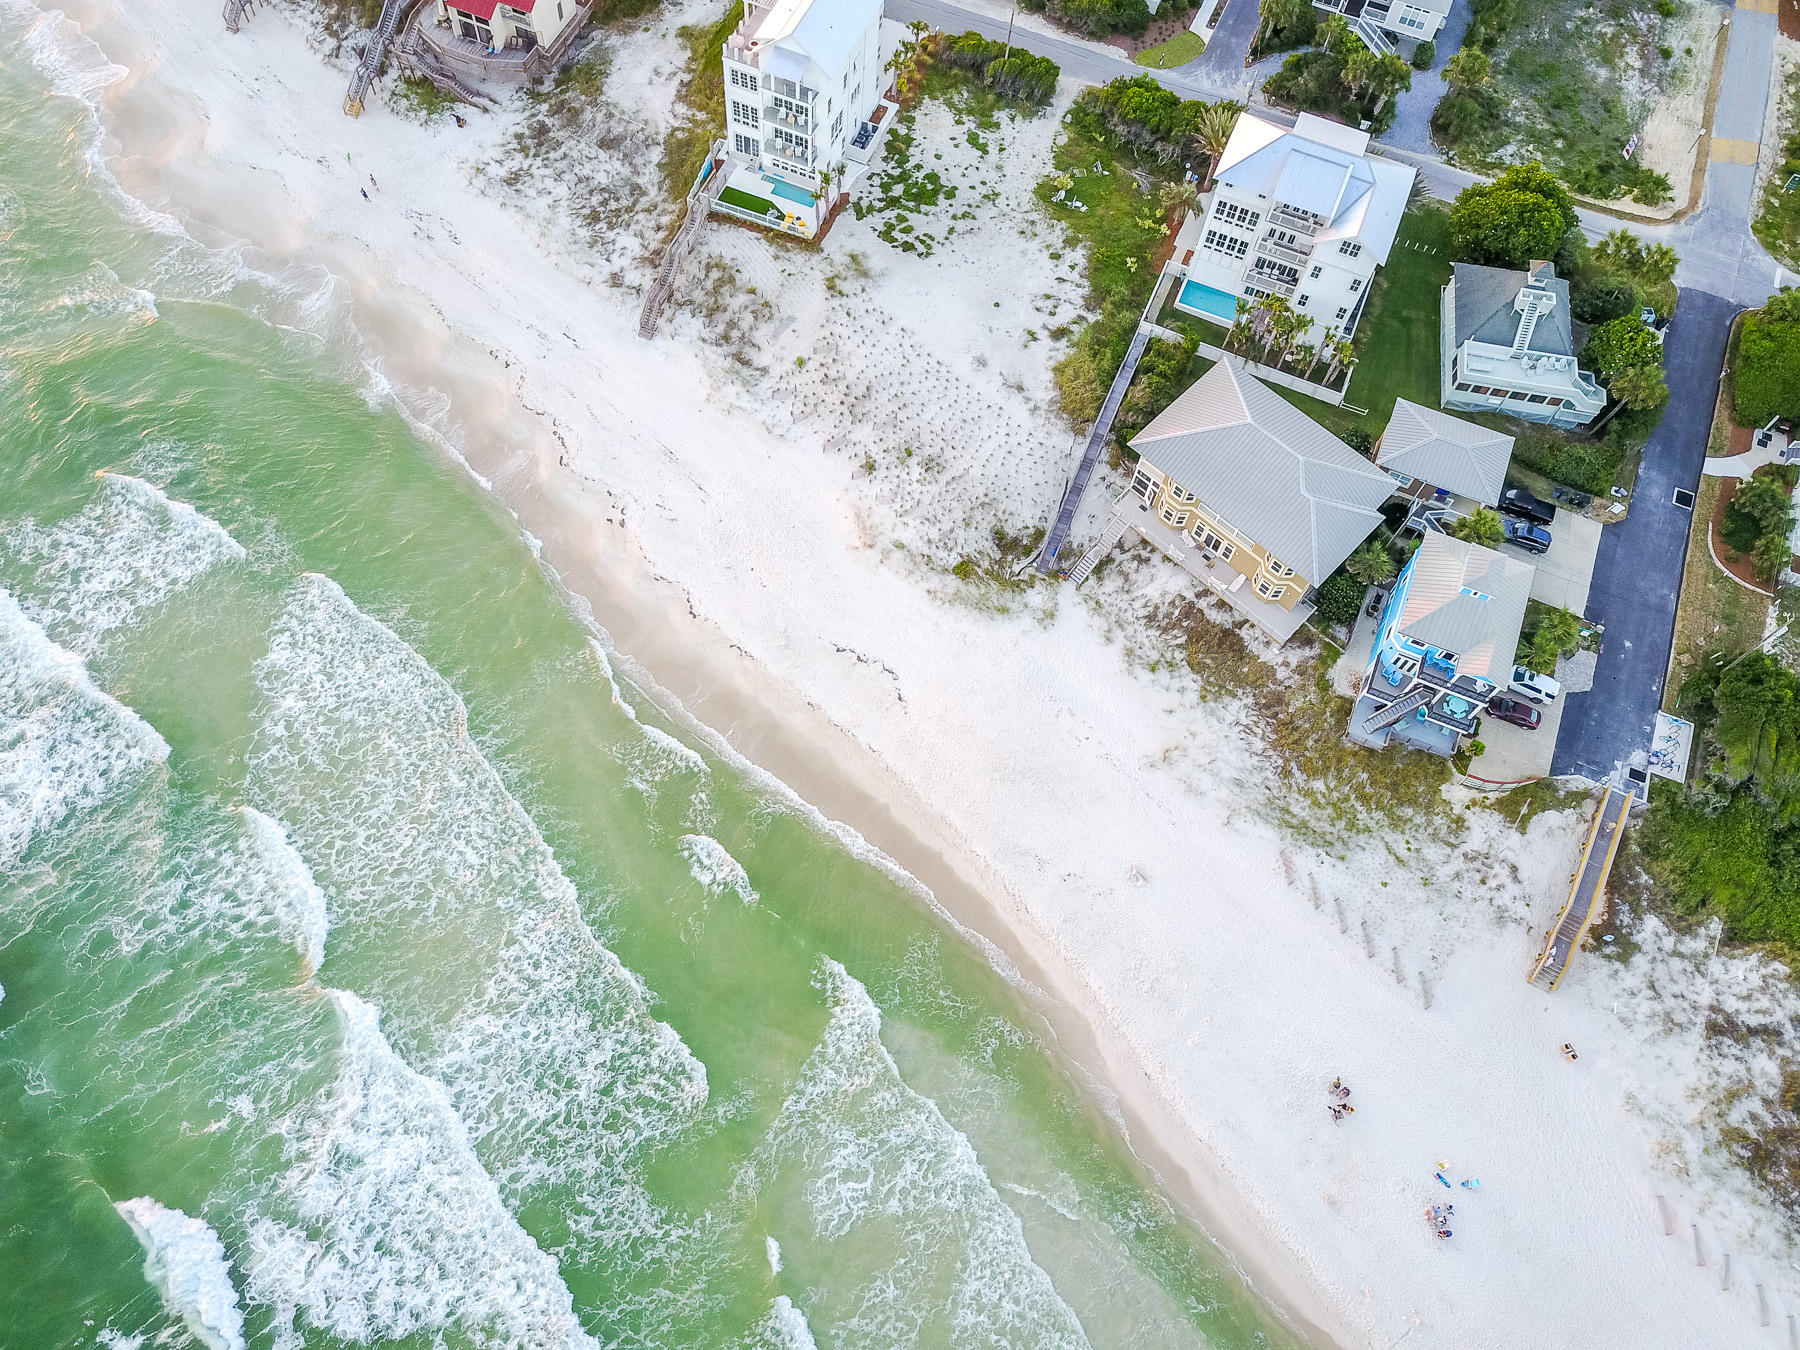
[1441,261,1607,429]
[1311,0,1454,56]
[1171,111,1414,340]
[714,0,896,239]
[422,0,591,83]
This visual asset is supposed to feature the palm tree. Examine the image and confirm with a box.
[1159,180,1199,223]
[1191,101,1242,190]
[1295,341,1321,381]
[1346,539,1398,585]
[1324,333,1358,386]
[1225,297,1255,354]
[1272,310,1314,369]
[1591,364,1668,430]
[1442,47,1491,94]
[1640,242,1679,286]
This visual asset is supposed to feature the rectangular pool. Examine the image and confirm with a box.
[764,176,817,208]
[1175,278,1240,324]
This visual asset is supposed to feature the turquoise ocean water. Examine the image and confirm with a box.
[0,11,1298,1348]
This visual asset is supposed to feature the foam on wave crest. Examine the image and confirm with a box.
[4,473,246,652]
[679,834,758,904]
[247,575,707,1243]
[113,1198,247,1350]
[737,1296,818,1350]
[0,586,168,868]
[244,989,599,1350]
[744,958,1090,1350]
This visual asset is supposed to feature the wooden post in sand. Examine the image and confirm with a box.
[1691,1223,1704,1266]
[1391,947,1405,985]
[1757,1283,1770,1327]
[1335,897,1349,934]
[1655,1195,1674,1235]
[1720,1251,1731,1291]
[1361,920,1376,958]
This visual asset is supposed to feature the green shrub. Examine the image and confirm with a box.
[1312,571,1366,629]
[1510,435,1623,495]
[1571,276,1636,324]
[1412,40,1436,70]
[1252,0,1317,58]
[1446,506,1504,548]
[1448,163,1579,267]
[1720,469,1796,579]
[1022,0,1152,37]
[1735,316,1800,428]
[1582,315,1662,380]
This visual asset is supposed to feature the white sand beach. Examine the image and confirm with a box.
[33,0,1800,1343]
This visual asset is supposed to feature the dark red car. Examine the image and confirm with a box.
[1486,696,1541,730]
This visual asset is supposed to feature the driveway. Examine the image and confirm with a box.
[1472,693,1564,785]
[1549,289,1737,780]
[1504,511,1602,616]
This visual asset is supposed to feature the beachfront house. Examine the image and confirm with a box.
[1349,530,1534,756]
[1309,0,1454,57]
[1170,111,1413,340]
[420,0,591,83]
[712,0,897,239]
[1441,261,1607,429]
[1374,398,1514,512]
[1117,359,1394,642]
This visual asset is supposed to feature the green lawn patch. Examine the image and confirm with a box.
[718,185,777,218]
[1133,30,1206,68]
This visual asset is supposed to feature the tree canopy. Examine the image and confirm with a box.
[1582,316,1662,380]
[1447,163,1580,268]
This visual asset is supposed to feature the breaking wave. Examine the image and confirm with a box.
[0,585,168,868]
[113,1198,247,1350]
[680,834,757,904]
[737,1296,818,1350]
[4,473,246,653]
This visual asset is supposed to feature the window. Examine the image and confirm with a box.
[731,100,760,127]
[832,111,844,140]
[1340,241,1362,258]
[1204,230,1249,259]
[1349,277,1362,293]
[1309,265,1323,279]
[1220,543,1235,561]
[1255,579,1287,601]
[1131,469,1156,497]
[1454,381,1474,393]
[1298,294,1310,307]
[1215,202,1262,231]
[733,134,760,157]
[1525,393,1549,403]
[1471,385,1492,395]
[729,68,756,91]
[1335,307,1348,320]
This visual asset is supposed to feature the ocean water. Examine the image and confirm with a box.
[0,14,1299,1350]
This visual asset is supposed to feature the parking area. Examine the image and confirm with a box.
[1468,689,1565,784]
[1502,511,1603,617]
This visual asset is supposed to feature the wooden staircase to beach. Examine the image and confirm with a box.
[344,0,420,116]
[222,0,256,34]
[1529,782,1635,992]
[1036,323,1154,575]
[393,23,494,107]
[638,151,728,340]
[1064,514,1129,586]
[1357,684,1433,737]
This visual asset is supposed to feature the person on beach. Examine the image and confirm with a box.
[1328,1105,1345,1123]
[369,174,378,190]
[360,188,369,201]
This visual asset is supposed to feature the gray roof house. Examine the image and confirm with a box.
[1374,398,1515,509]
[1441,261,1606,429]
[1349,531,1536,756]
[1115,359,1395,642]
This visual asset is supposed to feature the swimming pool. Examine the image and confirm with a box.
[765,176,816,207]
[1175,278,1241,323]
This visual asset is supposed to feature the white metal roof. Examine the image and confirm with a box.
[1395,532,1535,682]
[1376,399,1515,507]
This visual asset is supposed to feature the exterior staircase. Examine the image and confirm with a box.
[1065,514,1129,586]
[1037,323,1155,574]
[1357,684,1431,736]
[344,0,420,117]
[393,23,494,107]
[638,148,729,340]
[1351,14,1395,54]
[222,0,255,33]
[1529,783,1634,991]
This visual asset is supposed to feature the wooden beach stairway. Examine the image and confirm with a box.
[1529,783,1635,991]
[1036,323,1153,575]
[394,23,494,107]
[639,149,728,340]
[344,0,420,116]
[222,0,257,33]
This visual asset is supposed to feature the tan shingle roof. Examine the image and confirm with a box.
[1395,532,1535,682]
[1129,360,1393,582]
[1376,399,1515,507]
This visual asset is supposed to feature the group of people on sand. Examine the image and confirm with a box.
[1426,1164,1479,1240]
[1326,1076,1356,1123]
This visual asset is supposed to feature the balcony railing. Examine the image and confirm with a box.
[1267,205,1321,236]
[1256,235,1313,268]
[765,104,812,133]
[766,140,816,170]
[1244,275,1297,301]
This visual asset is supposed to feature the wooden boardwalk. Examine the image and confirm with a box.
[1036,324,1152,575]
[1529,783,1635,991]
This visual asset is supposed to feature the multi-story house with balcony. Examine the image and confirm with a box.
[1311,0,1454,58]
[421,0,591,84]
[1116,358,1395,643]
[712,0,895,239]
[1170,111,1413,340]
[1441,261,1607,428]
[1349,530,1535,756]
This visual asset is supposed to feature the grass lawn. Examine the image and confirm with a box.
[1666,475,1772,704]
[1133,31,1206,69]
[1335,205,1453,435]
[1752,69,1800,272]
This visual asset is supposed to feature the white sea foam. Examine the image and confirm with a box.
[49,261,157,324]
[589,638,640,720]
[738,1296,818,1350]
[766,1234,783,1274]
[4,473,246,652]
[744,958,1090,1349]
[243,989,598,1350]
[247,574,707,1247]
[113,1197,247,1350]
[10,0,127,104]
[679,834,758,904]
[239,808,330,974]
[0,586,168,868]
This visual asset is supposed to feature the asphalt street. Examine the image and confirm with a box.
[1549,289,1737,779]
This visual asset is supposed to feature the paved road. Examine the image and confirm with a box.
[1549,289,1737,780]
[887,0,1201,93]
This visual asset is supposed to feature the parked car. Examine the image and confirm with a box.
[1509,666,1562,704]
[1502,517,1552,554]
[1500,486,1556,526]
[1486,696,1542,729]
